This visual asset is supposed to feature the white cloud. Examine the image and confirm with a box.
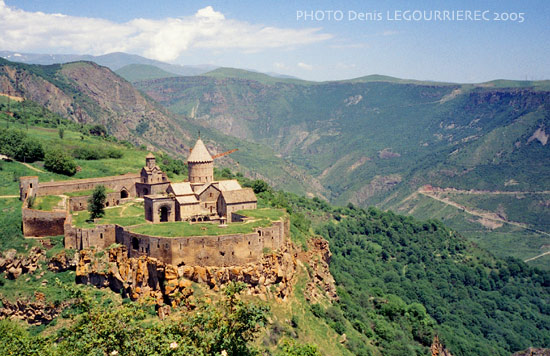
[297,62,313,70]
[0,2,333,62]
[274,62,288,70]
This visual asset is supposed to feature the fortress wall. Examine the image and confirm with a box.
[64,223,116,250]
[37,174,140,197]
[69,192,127,212]
[117,218,287,267]
[22,207,67,237]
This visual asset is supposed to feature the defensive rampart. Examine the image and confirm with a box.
[64,216,117,250]
[117,218,288,267]
[64,217,289,267]
[37,173,140,196]
[21,207,68,237]
[20,174,140,201]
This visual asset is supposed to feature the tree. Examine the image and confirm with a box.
[251,179,270,194]
[44,147,77,175]
[58,127,64,139]
[88,185,106,220]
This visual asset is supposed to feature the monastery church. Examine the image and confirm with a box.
[142,138,257,224]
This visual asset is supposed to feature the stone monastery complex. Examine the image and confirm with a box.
[18,138,289,267]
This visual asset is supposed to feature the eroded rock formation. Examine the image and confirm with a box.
[76,243,298,307]
[300,237,338,302]
[0,292,70,325]
[0,246,45,279]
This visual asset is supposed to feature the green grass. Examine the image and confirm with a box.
[33,195,63,211]
[72,201,145,228]
[65,188,115,197]
[130,219,271,237]
[115,64,180,82]
[0,198,37,252]
[0,118,150,181]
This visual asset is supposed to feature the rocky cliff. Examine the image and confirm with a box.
[75,242,300,307]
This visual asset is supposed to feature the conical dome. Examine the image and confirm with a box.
[187,138,213,163]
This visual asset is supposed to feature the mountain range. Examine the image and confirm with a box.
[1,53,549,269]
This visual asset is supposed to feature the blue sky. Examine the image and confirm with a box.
[1,0,549,82]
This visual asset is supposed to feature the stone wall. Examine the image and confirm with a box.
[117,217,289,267]
[227,202,258,222]
[135,182,170,197]
[64,218,116,250]
[35,173,140,197]
[22,207,67,237]
[69,192,130,212]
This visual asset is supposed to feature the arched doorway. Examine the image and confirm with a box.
[131,237,139,250]
[121,189,129,199]
[143,187,149,196]
[160,206,169,222]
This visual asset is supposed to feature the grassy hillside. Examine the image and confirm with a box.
[116,63,181,82]
[203,67,313,85]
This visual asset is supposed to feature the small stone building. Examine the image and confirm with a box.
[217,188,258,222]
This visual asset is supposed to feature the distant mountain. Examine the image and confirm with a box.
[202,67,311,85]
[136,70,550,268]
[0,50,216,76]
[116,64,181,82]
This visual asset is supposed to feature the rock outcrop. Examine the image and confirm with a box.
[75,243,298,307]
[48,250,77,272]
[430,335,453,356]
[300,237,338,302]
[512,348,550,356]
[0,246,45,279]
[0,292,69,325]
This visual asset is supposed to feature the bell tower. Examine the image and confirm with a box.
[187,138,214,184]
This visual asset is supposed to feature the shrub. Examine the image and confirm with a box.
[44,148,77,176]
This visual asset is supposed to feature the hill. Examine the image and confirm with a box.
[115,64,181,82]
[135,72,550,268]
[0,58,322,196]
[203,67,313,85]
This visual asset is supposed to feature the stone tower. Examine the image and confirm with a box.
[187,138,213,183]
[145,152,156,169]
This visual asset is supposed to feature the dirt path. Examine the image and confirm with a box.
[421,186,550,196]
[418,188,550,238]
[0,195,19,198]
[524,250,550,263]
[20,161,45,173]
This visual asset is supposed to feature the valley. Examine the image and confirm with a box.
[0,56,549,356]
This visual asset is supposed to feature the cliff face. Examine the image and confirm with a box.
[75,243,299,307]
